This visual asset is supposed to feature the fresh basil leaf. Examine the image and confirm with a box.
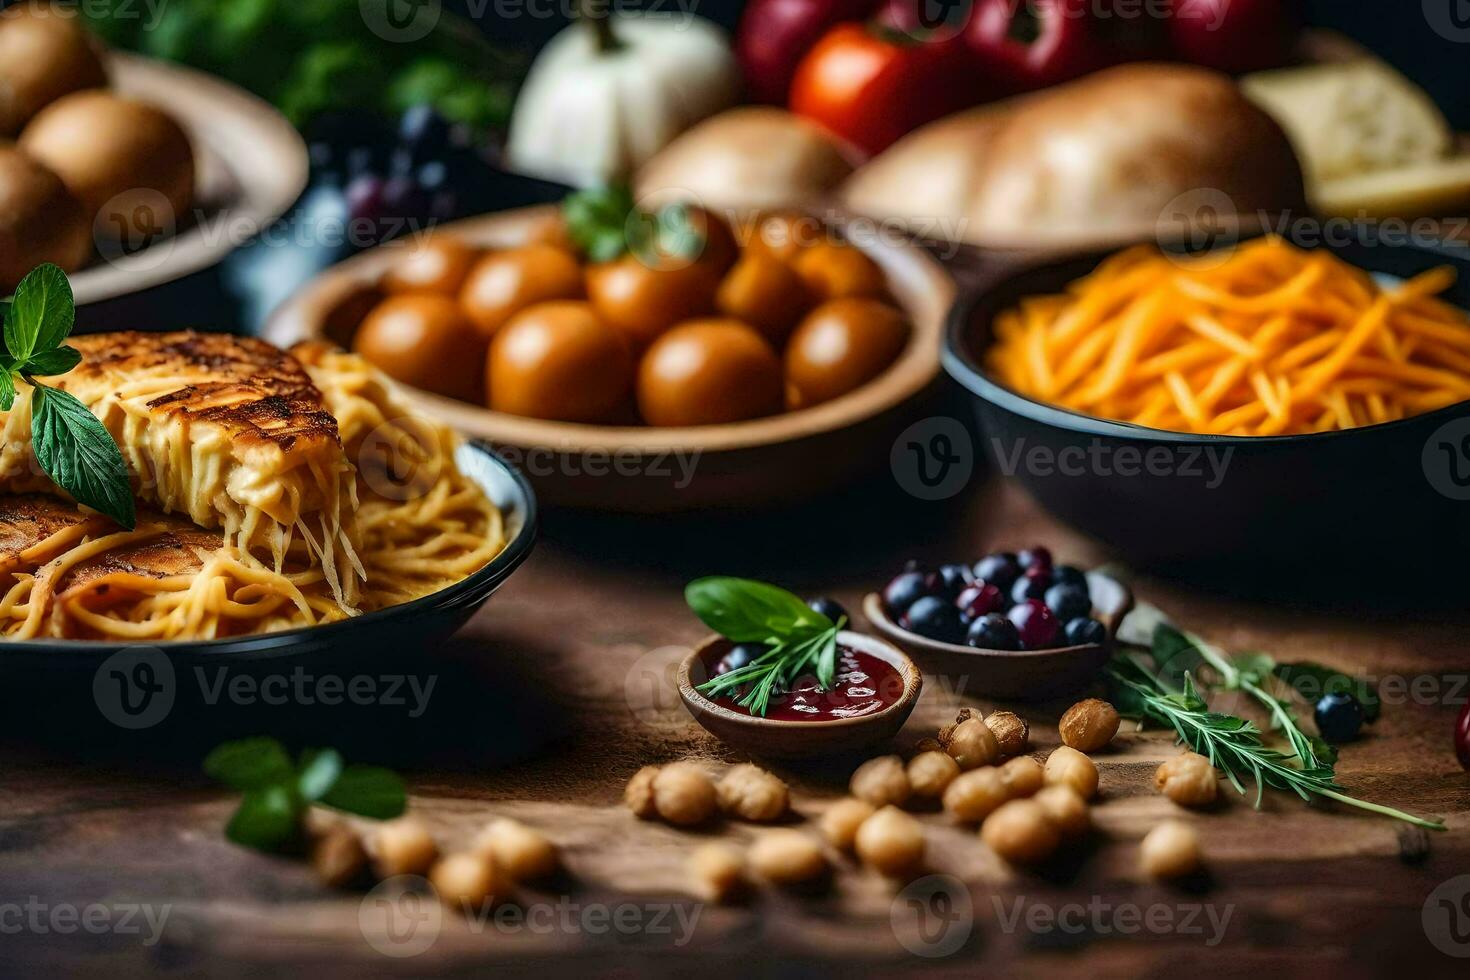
[23,345,82,377]
[1151,623,1204,687]
[0,369,13,413]
[685,577,829,643]
[562,185,635,261]
[4,263,72,363]
[1229,651,1276,687]
[226,784,301,851]
[30,384,135,529]
[204,736,295,790]
[320,765,406,819]
[297,748,344,802]
[1273,661,1380,722]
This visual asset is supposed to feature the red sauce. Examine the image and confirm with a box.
[705,644,904,721]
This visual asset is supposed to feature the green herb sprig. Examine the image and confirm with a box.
[1,264,134,529]
[1107,652,1443,830]
[686,577,843,718]
[203,736,407,851]
[562,185,708,265]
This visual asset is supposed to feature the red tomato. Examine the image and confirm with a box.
[789,21,976,156]
[736,0,880,104]
[1167,0,1301,74]
[1457,701,1470,771]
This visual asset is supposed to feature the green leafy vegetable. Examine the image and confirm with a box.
[1274,661,1381,722]
[204,737,407,852]
[687,577,843,717]
[562,186,708,265]
[0,264,134,529]
[1107,653,1441,829]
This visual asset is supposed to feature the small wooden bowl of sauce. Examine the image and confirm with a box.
[677,630,922,759]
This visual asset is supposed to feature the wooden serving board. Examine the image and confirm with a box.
[2,469,1466,978]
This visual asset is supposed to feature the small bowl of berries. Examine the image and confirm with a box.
[862,546,1133,698]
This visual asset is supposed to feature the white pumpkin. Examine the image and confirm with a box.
[507,12,741,189]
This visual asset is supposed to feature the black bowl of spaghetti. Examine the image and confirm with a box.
[0,335,537,672]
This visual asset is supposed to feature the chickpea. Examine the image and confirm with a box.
[688,842,746,903]
[652,762,719,826]
[1154,752,1219,808]
[937,707,980,749]
[981,799,1061,865]
[475,818,558,882]
[941,767,1009,823]
[370,817,438,878]
[945,718,1000,771]
[429,852,504,910]
[791,242,886,301]
[985,711,1030,759]
[854,805,926,877]
[625,765,660,819]
[748,830,828,886]
[1139,820,1203,879]
[381,235,478,296]
[1044,746,1099,800]
[819,798,876,851]
[1033,785,1091,839]
[998,756,1044,799]
[913,736,943,754]
[849,755,911,808]
[716,764,790,822]
[1059,699,1121,753]
[311,826,368,888]
[906,751,961,798]
[459,244,583,339]
[746,210,820,263]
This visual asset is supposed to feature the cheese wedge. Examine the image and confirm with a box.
[1314,155,1470,219]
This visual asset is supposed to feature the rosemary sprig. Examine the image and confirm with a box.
[1108,654,1443,830]
[685,577,842,717]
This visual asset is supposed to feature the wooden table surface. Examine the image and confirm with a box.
[4,248,1470,979]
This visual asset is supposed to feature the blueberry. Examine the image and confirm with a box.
[1044,583,1091,623]
[1007,599,1059,649]
[1052,565,1088,591]
[901,596,965,644]
[1314,692,1364,743]
[883,571,936,617]
[1019,546,1053,571]
[1063,617,1107,646]
[973,553,1020,591]
[937,563,975,598]
[398,104,451,161]
[967,613,1021,650]
[716,643,765,676]
[1010,572,1048,605]
[807,596,848,624]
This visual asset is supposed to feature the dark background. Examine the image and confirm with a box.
[475,1,1470,129]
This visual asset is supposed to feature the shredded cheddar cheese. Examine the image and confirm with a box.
[985,237,1470,435]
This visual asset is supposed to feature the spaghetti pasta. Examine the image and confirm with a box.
[0,341,506,641]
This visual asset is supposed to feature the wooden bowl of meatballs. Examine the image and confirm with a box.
[264,203,953,512]
[0,2,305,324]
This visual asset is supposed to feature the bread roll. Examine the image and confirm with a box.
[0,143,91,289]
[636,107,854,213]
[841,64,1307,249]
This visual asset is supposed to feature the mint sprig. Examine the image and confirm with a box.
[686,577,843,717]
[1,264,134,529]
[204,736,407,851]
[561,185,708,265]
